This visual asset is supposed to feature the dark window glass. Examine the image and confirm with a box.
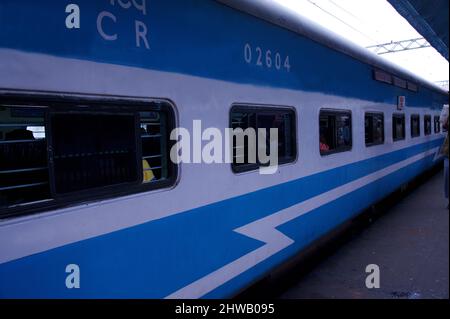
[50,112,139,194]
[0,107,50,208]
[231,106,296,173]
[424,115,432,136]
[319,110,352,155]
[407,82,418,92]
[411,114,420,138]
[393,114,405,141]
[1,98,177,218]
[365,113,384,146]
[393,77,407,89]
[434,116,441,134]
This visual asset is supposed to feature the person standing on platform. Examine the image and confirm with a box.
[440,105,449,208]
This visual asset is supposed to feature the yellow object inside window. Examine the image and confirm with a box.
[143,159,155,182]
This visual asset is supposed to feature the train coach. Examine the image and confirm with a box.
[0,0,448,298]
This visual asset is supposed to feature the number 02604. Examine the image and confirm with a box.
[244,43,291,72]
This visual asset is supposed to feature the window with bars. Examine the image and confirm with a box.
[0,107,50,208]
[392,114,405,141]
[434,116,441,134]
[424,115,432,136]
[230,106,296,173]
[411,114,420,138]
[319,110,352,155]
[365,112,384,147]
[0,98,176,218]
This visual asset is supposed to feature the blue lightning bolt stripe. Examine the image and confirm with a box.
[0,138,443,298]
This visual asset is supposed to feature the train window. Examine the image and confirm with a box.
[392,114,405,141]
[434,116,441,134]
[0,106,51,208]
[411,114,420,138]
[230,106,296,173]
[319,110,352,156]
[424,115,432,136]
[365,113,384,147]
[0,97,177,218]
[50,112,140,194]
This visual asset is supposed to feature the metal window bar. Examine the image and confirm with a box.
[0,182,49,192]
[53,150,131,159]
[0,139,45,144]
[143,155,162,160]
[0,167,48,174]
[0,123,44,127]
[144,166,162,171]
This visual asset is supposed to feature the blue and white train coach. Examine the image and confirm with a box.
[0,0,448,298]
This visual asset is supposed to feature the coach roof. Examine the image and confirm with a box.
[218,0,448,95]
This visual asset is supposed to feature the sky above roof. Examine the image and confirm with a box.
[273,0,449,88]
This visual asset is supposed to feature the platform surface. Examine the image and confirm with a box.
[281,171,449,299]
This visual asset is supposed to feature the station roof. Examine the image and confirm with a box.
[220,0,447,94]
[387,0,449,61]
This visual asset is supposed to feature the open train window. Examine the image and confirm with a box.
[411,114,420,138]
[392,114,405,141]
[319,110,352,156]
[230,105,296,173]
[0,106,51,209]
[424,115,432,136]
[434,116,441,134]
[365,112,384,147]
[0,96,177,218]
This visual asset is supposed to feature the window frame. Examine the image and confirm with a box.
[319,109,353,156]
[0,91,178,219]
[230,104,298,174]
[392,113,406,142]
[434,116,441,134]
[365,112,385,147]
[410,114,421,138]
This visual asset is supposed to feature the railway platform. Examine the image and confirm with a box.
[239,168,449,299]
[281,169,449,299]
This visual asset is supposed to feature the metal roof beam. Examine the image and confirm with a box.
[366,38,431,55]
